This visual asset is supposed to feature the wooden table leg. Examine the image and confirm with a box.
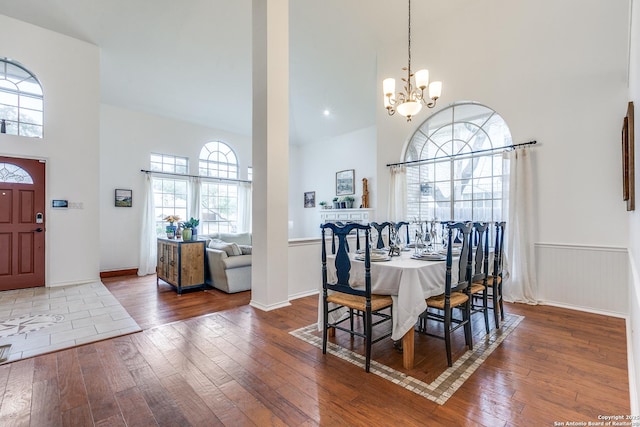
[402,326,414,369]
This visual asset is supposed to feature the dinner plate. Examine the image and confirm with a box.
[439,247,462,255]
[354,254,391,262]
[355,248,387,255]
[411,254,446,261]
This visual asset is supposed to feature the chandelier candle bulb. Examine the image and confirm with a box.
[415,69,429,89]
[429,81,442,99]
[383,78,396,97]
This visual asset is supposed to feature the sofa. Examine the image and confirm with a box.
[203,232,252,293]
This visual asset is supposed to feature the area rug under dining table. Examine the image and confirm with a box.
[290,312,523,405]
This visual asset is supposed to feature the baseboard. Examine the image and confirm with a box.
[46,278,102,288]
[627,317,639,415]
[249,299,291,311]
[538,300,628,319]
[100,269,138,278]
[288,289,319,301]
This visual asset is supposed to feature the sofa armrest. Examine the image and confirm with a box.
[205,248,229,286]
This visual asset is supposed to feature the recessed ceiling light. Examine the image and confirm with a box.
[323,109,331,116]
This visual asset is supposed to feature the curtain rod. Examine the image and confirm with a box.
[140,169,252,184]
[386,140,537,168]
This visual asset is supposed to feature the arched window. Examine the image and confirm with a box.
[199,141,240,233]
[199,141,238,179]
[0,58,44,138]
[0,162,34,183]
[405,102,512,222]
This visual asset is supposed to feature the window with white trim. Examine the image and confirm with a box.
[150,154,189,236]
[199,141,239,234]
[0,58,44,138]
[405,102,511,223]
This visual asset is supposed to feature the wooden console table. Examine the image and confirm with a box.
[156,238,206,294]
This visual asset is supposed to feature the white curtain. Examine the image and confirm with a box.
[189,176,201,223]
[388,165,407,221]
[502,147,537,304]
[238,181,252,233]
[138,174,157,276]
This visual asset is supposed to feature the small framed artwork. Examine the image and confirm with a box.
[115,189,132,207]
[336,169,355,196]
[304,191,316,208]
[623,101,635,211]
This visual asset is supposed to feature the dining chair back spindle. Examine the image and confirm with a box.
[469,222,491,333]
[419,222,473,367]
[370,221,393,249]
[321,222,393,372]
[492,221,506,324]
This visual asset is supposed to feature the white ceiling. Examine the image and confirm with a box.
[0,0,414,145]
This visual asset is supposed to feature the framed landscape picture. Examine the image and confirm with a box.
[304,191,316,208]
[336,169,355,196]
[115,189,132,207]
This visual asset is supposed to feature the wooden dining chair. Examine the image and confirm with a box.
[370,221,393,249]
[321,222,393,372]
[469,222,491,334]
[419,222,473,367]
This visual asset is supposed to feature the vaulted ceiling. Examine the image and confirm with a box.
[0,0,421,145]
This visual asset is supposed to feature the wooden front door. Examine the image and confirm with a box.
[0,157,46,290]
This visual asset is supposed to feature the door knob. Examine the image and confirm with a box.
[33,228,43,232]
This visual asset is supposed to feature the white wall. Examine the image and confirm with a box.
[289,126,377,238]
[627,0,640,414]
[0,15,101,287]
[99,104,252,272]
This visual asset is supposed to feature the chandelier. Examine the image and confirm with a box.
[383,0,442,122]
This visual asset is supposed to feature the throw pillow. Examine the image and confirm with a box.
[238,245,252,255]
[208,239,242,256]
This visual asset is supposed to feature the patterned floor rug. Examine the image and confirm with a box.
[290,313,523,405]
[0,281,142,364]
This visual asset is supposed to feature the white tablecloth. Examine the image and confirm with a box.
[319,251,460,341]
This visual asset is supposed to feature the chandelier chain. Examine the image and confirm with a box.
[407,0,412,82]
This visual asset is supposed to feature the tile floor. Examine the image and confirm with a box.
[0,281,141,363]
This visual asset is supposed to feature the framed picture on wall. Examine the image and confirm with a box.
[115,189,132,207]
[304,191,316,208]
[623,101,635,211]
[336,169,355,196]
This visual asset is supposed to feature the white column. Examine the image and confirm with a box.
[250,0,290,310]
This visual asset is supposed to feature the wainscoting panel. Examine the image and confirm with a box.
[535,243,628,316]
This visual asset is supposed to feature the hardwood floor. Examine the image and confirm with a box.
[0,274,631,426]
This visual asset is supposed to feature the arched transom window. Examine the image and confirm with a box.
[0,58,44,138]
[405,102,512,222]
[0,162,34,184]
[199,141,238,179]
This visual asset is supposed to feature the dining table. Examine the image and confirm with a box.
[319,247,461,369]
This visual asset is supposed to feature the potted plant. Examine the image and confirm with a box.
[163,215,181,239]
[343,196,355,209]
[184,217,200,240]
[319,201,327,209]
[333,197,340,209]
